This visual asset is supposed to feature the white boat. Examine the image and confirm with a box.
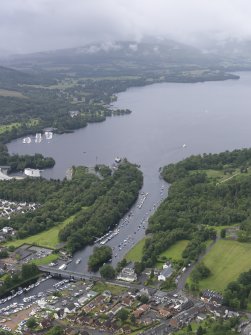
[45,131,53,140]
[22,137,31,144]
[35,133,42,143]
[115,157,121,163]
[76,258,81,264]
[182,144,187,148]
[24,168,41,178]
[58,264,67,270]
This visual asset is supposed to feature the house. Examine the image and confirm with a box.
[104,320,119,332]
[158,265,173,281]
[69,110,80,118]
[86,290,97,298]
[40,318,52,329]
[2,227,14,234]
[102,290,112,302]
[117,267,137,282]
[64,302,76,314]
[197,313,207,321]
[139,288,150,298]
[78,294,89,305]
[163,261,172,269]
[153,290,168,303]
[107,303,124,316]
[158,308,172,318]
[79,316,94,326]
[133,304,150,318]
[122,326,131,334]
[122,295,133,307]
[142,318,153,325]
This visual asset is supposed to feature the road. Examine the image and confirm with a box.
[38,265,157,293]
[177,235,220,291]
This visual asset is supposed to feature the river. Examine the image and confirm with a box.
[7,71,251,275]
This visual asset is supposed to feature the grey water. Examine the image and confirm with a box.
[7,71,251,275]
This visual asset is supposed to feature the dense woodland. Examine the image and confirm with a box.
[141,148,251,268]
[88,246,112,272]
[0,143,55,172]
[59,161,143,253]
[0,161,143,253]
[223,268,251,310]
[0,264,39,297]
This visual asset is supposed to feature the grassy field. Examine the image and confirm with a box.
[5,214,77,249]
[125,238,189,265]
[193,239,251,292]
[125,237,148,262]
[159,240,189,260]
[156,240,189,268]
[199,168,251,184]
[31,253,59,266]
[92,282,127,295]
[0,89,26,98]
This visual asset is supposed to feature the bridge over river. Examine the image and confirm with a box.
[38,265,155,292]
[38,265,101,281]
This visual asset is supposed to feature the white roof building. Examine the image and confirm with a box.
[117,267,137,282]
[158,265,173,281]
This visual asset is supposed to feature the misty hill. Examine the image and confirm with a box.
[197,38,251,70]
[0,66,34,89]
[4,40,220,77]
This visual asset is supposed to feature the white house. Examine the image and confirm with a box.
[117,267,137,282]
[158,265,173,281]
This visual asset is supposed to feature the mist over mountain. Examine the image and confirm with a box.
[1,39,219,71]
[2,38,251,77]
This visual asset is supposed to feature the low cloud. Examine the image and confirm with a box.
[1,0,251,54]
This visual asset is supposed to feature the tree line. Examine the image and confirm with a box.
[0,143,55,172]
[223,269,251,310]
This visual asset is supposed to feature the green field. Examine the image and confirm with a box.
[5,214,77,249]
[125,238,189,265]
[125,237,148,262]
[156,240,189,268]
[199,168,251,184]
[159,240,189,260]
[193,239,251,292]
[31,253,59,266]
[0,89,26,98]
[92,282,127,295]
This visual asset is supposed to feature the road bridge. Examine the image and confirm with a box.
[38,265,156,293]
[38,266,100,281]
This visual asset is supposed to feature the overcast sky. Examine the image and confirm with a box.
[1,0,251,54]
